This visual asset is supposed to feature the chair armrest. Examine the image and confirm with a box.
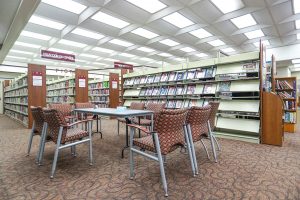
[127,124,152,135]
[65,115,77,119]
[63,119,90,128]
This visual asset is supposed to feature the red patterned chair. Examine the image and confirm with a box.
[208,101,221,152]
[42,108,93,178]
[128,109,195,197]
[49,103,76,123]
[117,102,145,135]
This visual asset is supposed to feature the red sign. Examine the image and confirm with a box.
[114,62,133,70]
[41,50,75,62]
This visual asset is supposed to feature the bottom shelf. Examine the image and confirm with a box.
[215,132,260,144]
[5,112,28,127]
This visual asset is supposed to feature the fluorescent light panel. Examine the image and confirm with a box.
[92,11,129,28]
[292,59,300,64]
[41,0,86,14]
[126,0,166,13]
[137,47,155,52]
[159,39,179,46]
[253,40,270,47]
[207,39,225,47]
[163,12,194,28]
[92,47,114,53]
[180,47,196,53]
[190,28,212,39]
[6,55,27,60]
[104,58,118,62]
[131,28,158,39]
[139,57,153,61]
[293,0,300,14]
[244,29,264,39]
[211,0,244,14]
[231,14,256,29]
[80,54,98,58]
[15,41,41,48]
[21,30,51,40]
[58,39,86,48]
[221,47,235,53]
[196,53,208,57]
[29,15,66,30]
[158,53,172,57]
[120,53,135,57]
[72,28,104,39]
[10,49,34,55]
[109,39,133,47]
[298,33,300,39]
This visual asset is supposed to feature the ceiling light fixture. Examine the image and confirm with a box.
[196,53,208,57]
[126,0,166,13]
[72,28,104,39]
[163,12,194,28]
[120,53,135,57]
[207,39,225,47]
[21,30,51,40]
[15,41,41,48]
[221,47,235,53]
[10,49,35,55]
[211,0,244,14]
[131,28,159,39]
[92,11,129,28]
[58,39,87,48]
[29,15,66,30]
[244,29,264,39]
[180,47,196,53]
[48,48,74,54]
[41,0,86,14]
[190,28,212,39]
[159,39,179,46]
[231,14,256,29]
[292,59,300,64]
[137,47,155,52]
[158,53,172,57]
[297,33,300,39]
[293,0,300,14]
[253,40,270,47]
[92,47,114,53]
[109,39,133,47]
[6,55,27,60]
[79,54,98,58]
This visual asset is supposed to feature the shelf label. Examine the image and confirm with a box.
[41,50,75,62]
[32,71,42,86]
[78,76,86,88]
[114,62,133,70]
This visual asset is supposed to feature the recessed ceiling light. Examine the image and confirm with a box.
[109,39,133,47]
[6,55,27,60]
[207,39,225,47]
[297,33,300,39]
[292,59,300,64]
[104,58,118,62]
[221,47,235,53]
[48,48,74,54]
[294,64,300,68]
[131,28,159,39]
[211,0,244,14]
[15,41,41,48]
[29,15,66,30]
[180,47,196,53]
[127,62,138,65]
[231,14,256,29]
[71,28,104,39]
[163,12,194,28]
[244,29,264,39]
[196,53,208,57]
[293,0,300,14]
[190,28,212,39]
[174,57,185,61]
[139,57,153,61]
[137,47,155,52]
[92,11,129,28]
[10,49,34,55]
[295,20,300,29]
[158,53,172,57]
[253,40,270,47]
[93,62,106,66]
[92,47,114,53]
[80,54,98,58]
[21,30,51,40]
[159,39,179,46]
[126,0,166,13]
[42,0,86,14]
[58,39,86,48]
[120,53,135,57]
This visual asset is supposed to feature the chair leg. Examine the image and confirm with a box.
[117,121,120,135]
[153,132,168,197]
[38,123,48,166]
[50,127,63,178]
[187,124,198,175]
[27,121,35,156]
[88,121,93,165]
[200,138,210,160]
[36,123,46,164]
[207,120,217,163]
[71,146,76,157]
[212,134,221,151]
[129,127,135,179]
[184,125,196,177]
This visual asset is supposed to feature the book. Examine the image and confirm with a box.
[204,67,214,78]
[186,70,196,80]
[140,76,147,84]
[133,77,141,85]
[160,73,169,82]
[203,99,209,106]
[152,87,160,96]
[153,74,161,83]
[195,68,206,79]
[203,84,216,94]
[175,100,183,108]
[146,88,154,96]
[186,85,196,95]
[167,100,176,108]
[219,91,232,99]
[147,75,154,84]
[160,86,168,95]
[176,86,185,95]
[218,82,231,92]
[168,72,177,82]
[168,86,176,95]
[183,99,190,108]
[176,71,186,81]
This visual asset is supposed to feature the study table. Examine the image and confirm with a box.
[74,108,154,158]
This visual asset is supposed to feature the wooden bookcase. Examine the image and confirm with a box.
[275,77,297,133]
[109,73,120,108]
[4,64,46,128]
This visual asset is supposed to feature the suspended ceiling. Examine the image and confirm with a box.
[1,0,300,73]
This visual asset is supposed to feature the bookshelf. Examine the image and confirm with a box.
[122,52,262,143]
[275,77,297,133]
[88,78,109,108]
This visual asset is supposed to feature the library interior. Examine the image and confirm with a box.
[0,0,299,199]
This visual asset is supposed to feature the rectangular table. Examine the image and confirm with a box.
[74,108,154,158]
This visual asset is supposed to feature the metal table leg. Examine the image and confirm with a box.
[121,117,131,158]
[93,115,102,138]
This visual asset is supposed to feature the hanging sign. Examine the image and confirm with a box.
[114,62,133,70]
[32,71,43,86]
[41,50,75,62]
[78,75,86,88]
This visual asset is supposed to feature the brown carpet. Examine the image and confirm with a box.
[0,115,299,200]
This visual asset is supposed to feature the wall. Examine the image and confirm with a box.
[276,66,291,78]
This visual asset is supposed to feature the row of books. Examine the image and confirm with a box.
[89,89,109,95]
[4,88,28,97]
[47,80,76,90]
[5,110,28,126]
[284,112,296,123]
[284,101,296,110]
[4,97,28,104]
[215,72,251,81]
[89,81,109,89]
[136,99,210,109]
[277,91,295,99]
[276,80,295,90]
[91,102,109,107]
[5,77,28,92]
[5,104,28,114]
[89,96,108,102]
[124,67,216,86]
[48,88,75,96]
[47,96,75,103]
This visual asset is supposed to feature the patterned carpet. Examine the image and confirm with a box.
[0,115,300,200]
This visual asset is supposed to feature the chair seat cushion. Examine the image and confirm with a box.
[133,118,152,126]
[64,128,89,143]
[133,135,155,152]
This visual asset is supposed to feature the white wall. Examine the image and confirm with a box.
[276,66,291,78]
[0,81,3,114]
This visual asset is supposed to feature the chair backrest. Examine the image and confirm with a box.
[43,108,68,144]
[186,105,211,142]
[208,101,220,131]
[75,102,94,119]
[154,109,188,155]
[130,102,145,110]
[49,103,73,118]
[30,106,45,135]
[146,102,166,120]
